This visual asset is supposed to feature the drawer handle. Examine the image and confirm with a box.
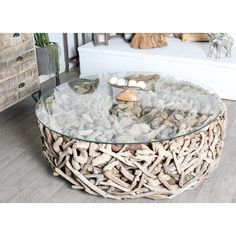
[16,56,23,62]
[13,33,20,37]
[19,82,25,88]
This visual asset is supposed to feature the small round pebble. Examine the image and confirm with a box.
[117,78,126,86]
[128,80,137,87]
[109,76,118,84]
[137,81,146,89]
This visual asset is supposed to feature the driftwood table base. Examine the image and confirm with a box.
[38,104,227,200]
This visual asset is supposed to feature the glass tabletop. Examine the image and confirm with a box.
[35,72,222,144]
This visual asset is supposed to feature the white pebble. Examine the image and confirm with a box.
[137,81,146,89]
[109,76,118,84]
[117,78,126,86]
[128,80,137,87]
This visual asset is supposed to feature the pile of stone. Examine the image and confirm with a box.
[36,75,221,143]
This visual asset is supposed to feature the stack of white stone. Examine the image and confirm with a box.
[36,75,221,143]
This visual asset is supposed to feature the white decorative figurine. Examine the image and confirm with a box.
[207,33,234,59]
[128,80,137,87]
[109,76,118,84]
[137,81,146,89]
[116,78,126,86]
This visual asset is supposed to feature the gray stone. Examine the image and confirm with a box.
[118,117,133,128]
[77,129,94,136]
[115,134,135,143]
[151,116,163,128]
[160,111,168,120]
[87,130,101,140]
[174,114,184,121]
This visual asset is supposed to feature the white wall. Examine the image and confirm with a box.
[48,33,236,74]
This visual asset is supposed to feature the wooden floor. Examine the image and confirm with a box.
[0,69,236,203]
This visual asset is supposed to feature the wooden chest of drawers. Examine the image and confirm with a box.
[0,33,40,112]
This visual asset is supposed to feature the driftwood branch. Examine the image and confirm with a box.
[37,103,227,200]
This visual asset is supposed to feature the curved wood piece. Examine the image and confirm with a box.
[37,102,227,200]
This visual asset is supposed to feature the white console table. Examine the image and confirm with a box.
[78,37,236,100]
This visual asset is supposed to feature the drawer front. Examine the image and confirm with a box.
[0,69,39,111]
[0,40,34,63]
[0,50,37,81]
[0,78,18,111]
[17,69,39,99]
[0,33,33,50]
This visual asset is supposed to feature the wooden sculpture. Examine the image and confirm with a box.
[130,33,169,49]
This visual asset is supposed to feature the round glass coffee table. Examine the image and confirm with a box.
[35,72,227,200]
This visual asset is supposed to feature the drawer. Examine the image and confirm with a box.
[0,50,37,81]
[0,69,39,111]
[0,40,35,63]
[17,69,39,99]
[0,33,33,50]
[0,78,18,111]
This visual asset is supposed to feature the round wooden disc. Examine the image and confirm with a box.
[116,90,139,102]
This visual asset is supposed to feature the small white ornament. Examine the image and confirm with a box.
[109,76,118,84]
[128,80,137,87]
[117,78,126,86]
[137,81,146,89]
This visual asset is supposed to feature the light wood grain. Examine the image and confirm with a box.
[0,33,39,112]
[180,33,209,42]
[37,104,227,200]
